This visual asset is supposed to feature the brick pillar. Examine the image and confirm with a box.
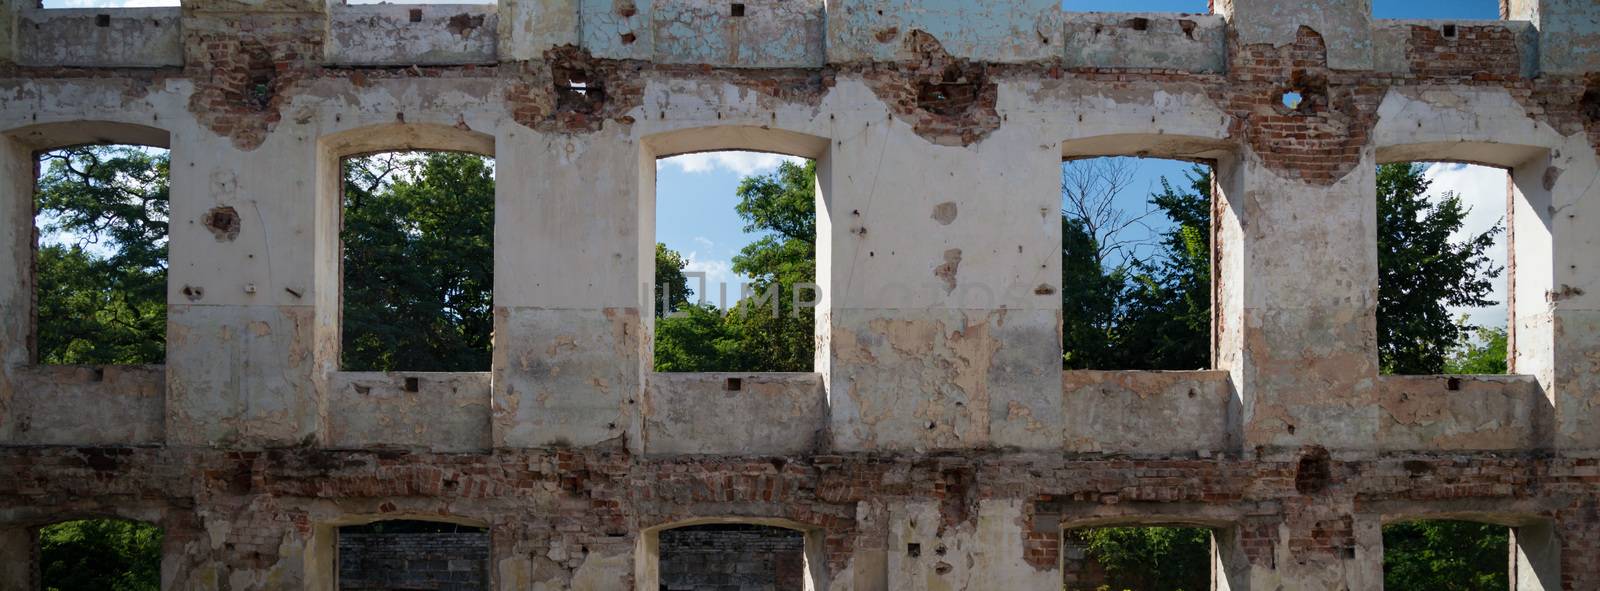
[1211,0,1382,451]
[0,526,31,591]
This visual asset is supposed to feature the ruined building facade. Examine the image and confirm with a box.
[1,0,1599,588]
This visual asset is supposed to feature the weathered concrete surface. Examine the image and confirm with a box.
[1061,13,1226,73]
[1,365,164,446]
[327,372,491,452]
[1062,370,1232,455]
[1377,374,1549,451]
[14,8,183,68]
[0,0,1599,588]
[326,5,498,66]
[643,372,825,456]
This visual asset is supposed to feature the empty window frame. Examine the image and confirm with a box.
[339,150,494,372]
[36,518,163,590]
[1382,519,1508,589]
[337,520,490,590]
[657,523,806,591]
[1375,162,1507,375]
[652,150,817,373]
[33,145,169,366]
[1060,156,1214,370]
[1062,524,1214,591]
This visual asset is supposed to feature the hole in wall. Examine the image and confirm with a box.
[553,67,605,114]
[1281,90,1305,110]
[403,376,419,392]
[916,67,982,116]
[409,8,423,22]
[730,3,745,17]
[725,377,742,391]
[95,14,110,27]
[1294,446,1331,493]
[1446,377,1461,391]
[1125,17,1149,31]
[1442,23,1457,38]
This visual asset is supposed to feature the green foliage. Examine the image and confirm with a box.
[341,152,495,371]
[1445,326,1508,375]
[1377,162,1503,375]
[38,519,163,591]
[1067,526,1211,591]
[1062,166,1211,370]
[653,160,816,372]
[1382,520,1508,591]
[655,242,692,318]
[34,146,169,365]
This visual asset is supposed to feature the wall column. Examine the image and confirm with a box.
[0,525,30,591]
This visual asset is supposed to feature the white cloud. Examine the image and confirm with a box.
[658,151,804,177]
[691,236,715,252]
[1422,161,1509,330]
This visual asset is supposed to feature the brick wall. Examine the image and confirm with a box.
[658,524,805,591]
[337,524,489,591]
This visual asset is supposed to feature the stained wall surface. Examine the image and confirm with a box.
[1,0,1599,589]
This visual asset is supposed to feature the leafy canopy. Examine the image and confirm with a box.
[39,519,163,591]
[1383,520,1508,591]
[341,151,495,372]
[34,146,169,365]
[1067,526,1211,591]
[1061,165,1212,370]
[1376,162,1503,375]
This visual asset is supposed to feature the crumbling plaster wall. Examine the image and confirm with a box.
[1,0,1600,589]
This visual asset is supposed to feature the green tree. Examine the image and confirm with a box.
[1444,325,1508,375]
[34,146,169,365]
[1382,521,1508,591]
[1060,215,1124,369]
[1115,168,1212,370]
[653,160,816,372]
[341,152,495,372]
[1377,162,1503,375]
[1061,165,1211,371]
[38,519,163,591]
[1067,526,1211,591]
[655,242,692,318]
